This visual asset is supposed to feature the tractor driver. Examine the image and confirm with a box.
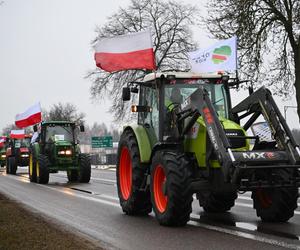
[164,87,183,140]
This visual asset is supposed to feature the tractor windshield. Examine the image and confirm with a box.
[165,79,228,118]
[19,138,31,147]
[45,125,74,143]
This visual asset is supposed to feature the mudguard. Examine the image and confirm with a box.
[123,125,152,163]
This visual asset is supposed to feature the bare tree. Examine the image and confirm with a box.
[205,0,300,119]
[88,0,198,121]
[44,103,85,124]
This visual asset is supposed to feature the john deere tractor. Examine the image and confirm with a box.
[116,72,300,226]
[29,121,91,184]
[6,135,31,175]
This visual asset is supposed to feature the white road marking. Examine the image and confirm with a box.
[91,177,116,183]
[189,214,300,250]
[99,194,119,201]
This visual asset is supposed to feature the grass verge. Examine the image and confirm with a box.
[0,192,102,250]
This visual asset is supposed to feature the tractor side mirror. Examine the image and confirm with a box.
[80,125,85,132]
[122,87,131,101]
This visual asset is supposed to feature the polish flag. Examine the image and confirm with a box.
[94,30,156,72]
[15,102,42,128]
[0,136,6,147]
[10,130,25,139]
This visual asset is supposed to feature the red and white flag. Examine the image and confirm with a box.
[15,102,42,128]
[10,130,25,139]
[94,30,156,72]
[0,136,6,147]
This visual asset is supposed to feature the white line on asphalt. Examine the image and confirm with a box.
[189,214,300,250]
[37,183,120,208]
[91,177,116,183]
[99,194,119,201]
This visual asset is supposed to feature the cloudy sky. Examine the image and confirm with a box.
[0,0,298,132]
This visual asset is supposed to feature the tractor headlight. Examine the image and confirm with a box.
[58,150,72,156]
[21,154,29,158]
[1,154,6,158]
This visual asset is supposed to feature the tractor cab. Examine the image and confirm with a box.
[124,72,233,147]
[39,121,78,163]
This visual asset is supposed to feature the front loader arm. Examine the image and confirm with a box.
[231,87,300,164]
[180,87,235,181]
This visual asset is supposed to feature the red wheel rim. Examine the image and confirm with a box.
[119,147,132,200]
[153,164,167,213]
[256,189,272,208]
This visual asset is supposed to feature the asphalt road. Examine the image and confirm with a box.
[0,166,300,250]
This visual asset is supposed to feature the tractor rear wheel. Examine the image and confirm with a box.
[78,154,91,183]
[252,169,299,222]
[117,130,152,215]
[199,191,237,213]
[68,170,79,182]
[36,155,49,184]
[29,154,37,183]
[150,151,192,226]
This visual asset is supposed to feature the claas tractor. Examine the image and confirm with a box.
[29,121,91,184]
[116,72,300,226]
[6,135,31,175]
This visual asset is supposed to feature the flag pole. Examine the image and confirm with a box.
[235,36,239,83]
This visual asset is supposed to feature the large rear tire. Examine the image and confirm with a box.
[116,130,152,215]
[36,155,49,184]
[150,151,192,226]
[252,169,299,222]
[29,154,37,183]
[199,191,237,213]
[78,154,91,183]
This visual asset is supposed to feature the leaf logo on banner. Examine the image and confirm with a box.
[212,46,232,64]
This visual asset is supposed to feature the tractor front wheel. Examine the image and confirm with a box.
[117,130,152,215]
[150,151,192,226]
[36,155,49,184]
[199,191,237,213]
[252,169,299,222]
[68,170,79,182]
[29,154,37,183]
[78,154,91,183]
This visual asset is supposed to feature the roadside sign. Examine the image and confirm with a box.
[91,136,113,148]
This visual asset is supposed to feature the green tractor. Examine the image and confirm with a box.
[116,72,300,226]
[30,121,91,184]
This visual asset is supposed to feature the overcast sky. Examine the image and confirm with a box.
[0,0,299,132]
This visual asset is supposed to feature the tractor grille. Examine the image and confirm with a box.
[225,129,247,149]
